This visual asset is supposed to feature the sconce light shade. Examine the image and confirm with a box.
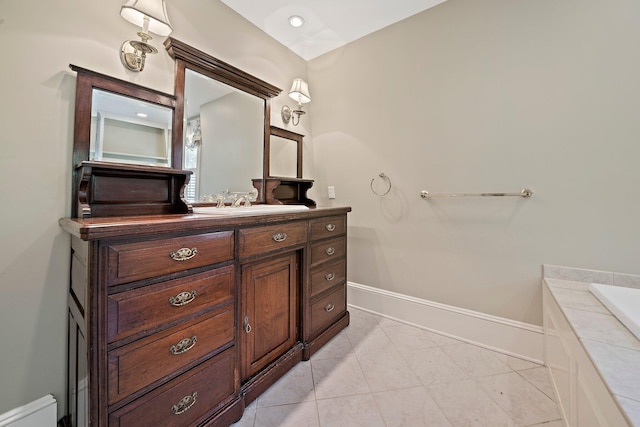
[119,0,173,72]
[120,0,173,36]
[288,78,311,104]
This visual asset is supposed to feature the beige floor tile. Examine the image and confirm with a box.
[256,361,315,407]
[441,342,512,377]
[491,351,542,371]
[254,401,319,427]
[311,330,354,360]
[311,356,370,399]
[401,347,469,386]
[381,322,440,351]
[517,366,558,402]
[372,386,452,427]
[347,326,395,356]
[316,394,385,427]
[477,371,560,425]
[429,379,518,426]
[357,349,421,392]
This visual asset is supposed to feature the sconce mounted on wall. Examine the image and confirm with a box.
[120,0,173,72]
[282,78,311,126]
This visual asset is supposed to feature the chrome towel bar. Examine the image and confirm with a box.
[420,188,533,199]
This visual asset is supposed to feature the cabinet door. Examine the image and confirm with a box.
[241,253,299,380]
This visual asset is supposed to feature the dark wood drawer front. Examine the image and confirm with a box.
[311,285,346,336]
[239,222,307,258]
[310,237,346,267]
[311,259,346,298]
[107,266,234,343]
[108,308,234,404]
[106,231,234,286]
[109,348,236,427]
[310,215,346,241]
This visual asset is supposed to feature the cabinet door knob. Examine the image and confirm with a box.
[171,392,197,415]
[325,303,335,312]
[325,224,336,232]
[168,290,197,307]
[169,247,198,261]
[244,316,252,333]
[272,232,287,242]
[169,336,197,355]
[324,272,336,281]
[325,247,336,256]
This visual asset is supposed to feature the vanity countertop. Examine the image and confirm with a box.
[59,206,352,240]
[544,277,640,425]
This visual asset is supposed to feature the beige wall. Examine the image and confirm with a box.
[309,0,640,325]
[0,0,306,416]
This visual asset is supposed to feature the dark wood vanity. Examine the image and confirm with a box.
[61,39,350,426]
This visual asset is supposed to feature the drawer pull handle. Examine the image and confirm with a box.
[169,247,198,261]
[244,316,252,334]
[325,303,335,312]
[325,272,336,281]
[171,392,197,415]
[272,232,287,242]
[169,336,197,355]
[325,247,336,256]
[169,290,196,307]
[325,224,336,232]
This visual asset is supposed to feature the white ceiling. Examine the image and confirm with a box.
[220,0,448,61]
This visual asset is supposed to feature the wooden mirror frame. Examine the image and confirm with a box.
[164,38,282,204]
[267,125,303,179]
[69,65,177,217]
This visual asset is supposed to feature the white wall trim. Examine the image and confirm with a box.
[347,281,544,364]
[0,394,57,427]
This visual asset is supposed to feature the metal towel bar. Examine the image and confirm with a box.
[420,188,533,199]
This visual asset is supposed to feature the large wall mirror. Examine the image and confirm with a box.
[165,38,282,204]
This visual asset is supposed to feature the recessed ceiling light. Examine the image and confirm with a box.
[288,15,304,28]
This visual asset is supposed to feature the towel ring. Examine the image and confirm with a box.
[370,173,392,197]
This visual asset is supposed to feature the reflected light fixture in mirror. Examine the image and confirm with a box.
[120,0,173,72]
[281,78,311,126]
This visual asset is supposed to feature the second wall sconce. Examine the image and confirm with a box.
[120,0,173,72]
[282,78,311,126]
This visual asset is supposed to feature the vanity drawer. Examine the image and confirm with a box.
[310,215,346,241]
[109,348,235,427]
[108,307,234,404]
[310,236,346,267]
[310,284,346,336]
[239,222,307,258]
[106,231,234,286]
[107,265,234,343]
[311,259,346,297]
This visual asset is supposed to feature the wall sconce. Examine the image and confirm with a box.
[120,0,173,72]
[282,78,311,126]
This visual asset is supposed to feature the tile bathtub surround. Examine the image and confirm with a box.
[545,277,640,426]
[543,264,640,289]
[232,307,563,427]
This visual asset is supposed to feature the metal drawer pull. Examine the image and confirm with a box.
[244,316,252,334]
[171,392,197,415]
[169,336,197,355]
[325,224,336,232]
[325,272,336,281]
[169,247,198,261]
[325,247,336,256]
[325,303,335,312]
[272,232,287,242]
[169,290,196,307]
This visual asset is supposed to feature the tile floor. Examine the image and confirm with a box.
[231,307,564,427]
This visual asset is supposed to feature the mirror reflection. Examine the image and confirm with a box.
[90,89,172,167]
[183,69,264,203]
[269,135,299,178]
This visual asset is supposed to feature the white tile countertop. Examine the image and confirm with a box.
[543,265,640,426]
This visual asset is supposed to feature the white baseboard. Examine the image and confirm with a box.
[0,395,57,427]
[347,281,544,364]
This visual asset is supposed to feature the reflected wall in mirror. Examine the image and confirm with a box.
[268,126,303,179]
[182,69,264,202]
[165,38,282,205]
[91,90,173,167]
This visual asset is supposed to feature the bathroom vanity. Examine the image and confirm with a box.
[61,39,351,426]
[60,204,350,426]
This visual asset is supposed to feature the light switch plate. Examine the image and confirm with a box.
[328,186,336,199]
